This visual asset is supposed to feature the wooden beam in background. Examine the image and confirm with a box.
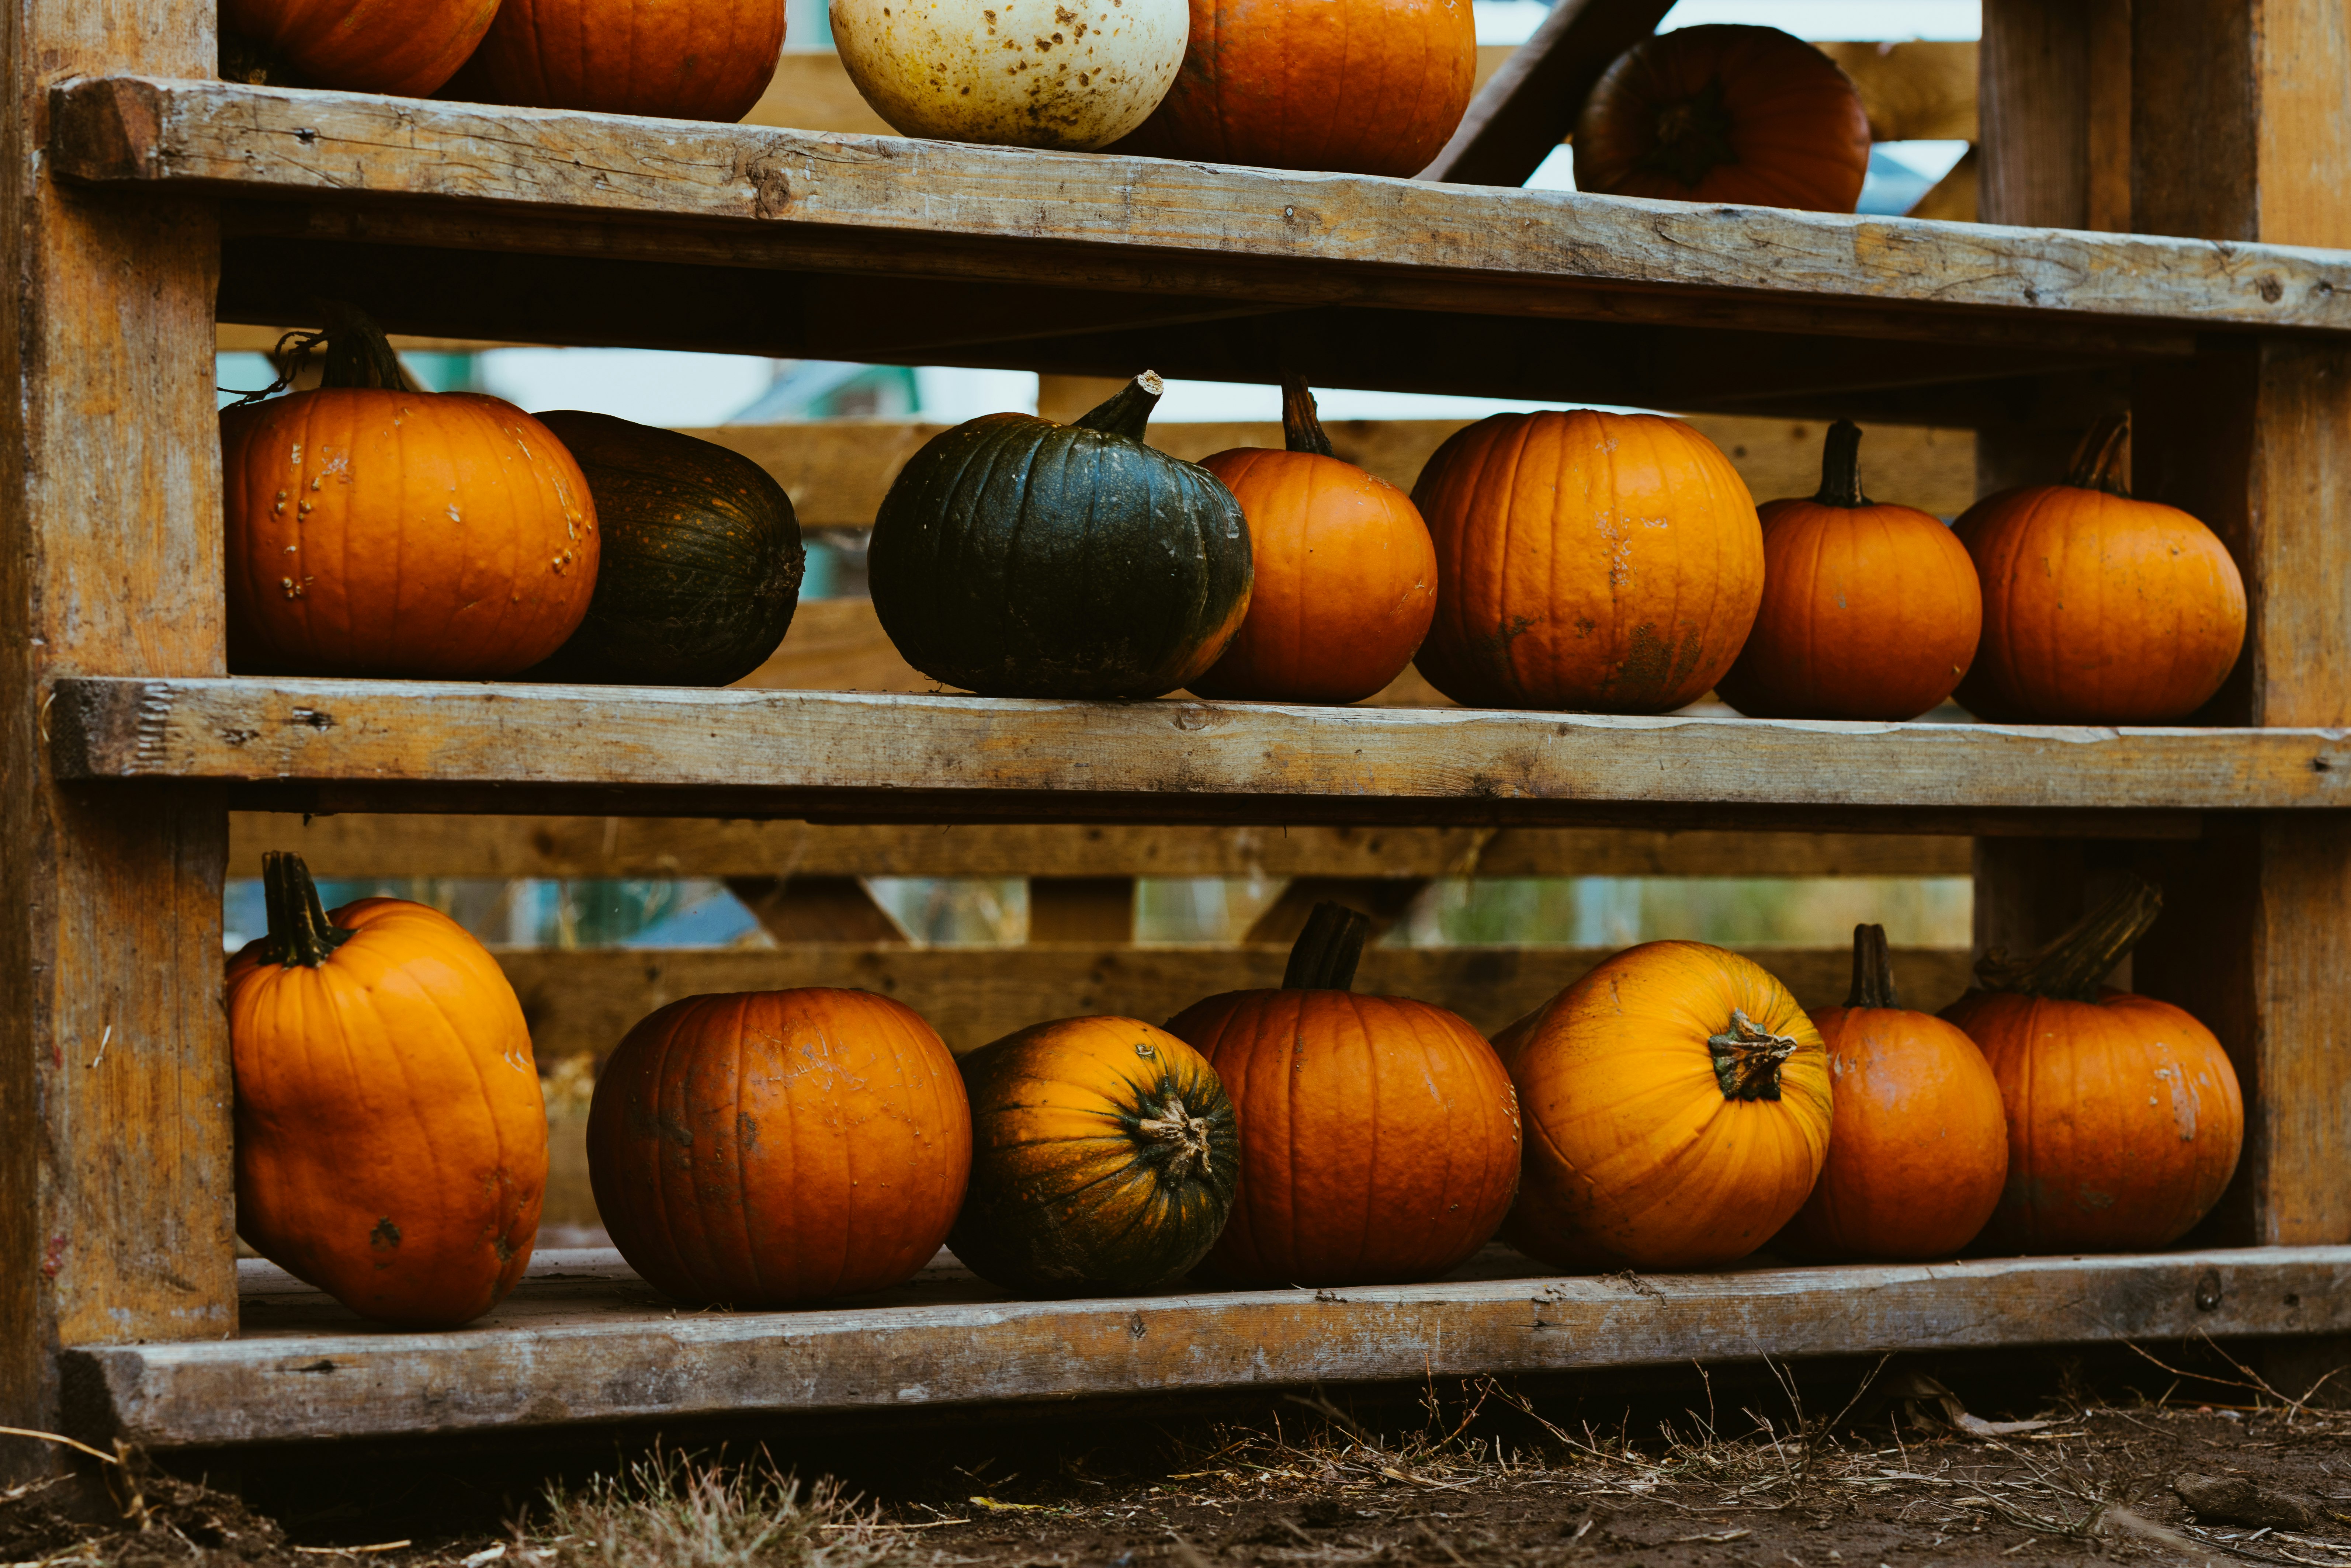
[1028,878,1136,944]
[1417,0,1677,186]
[725,875,906,943]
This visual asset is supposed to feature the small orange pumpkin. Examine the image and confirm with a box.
[1111,0,1475,176]
[1573,25,1871,212]
[1187,378,1438,704]
[587,988,971,1307]
[1411,410,1762,712]
[1775,925,2008,1262]
[1942,879,2243,1254]
[1165,904,1520,1287]
[1716,421,1983,721]
[1954,416,2247,723]
[223,0,500,96]
[443,0,787,122]
[1496,940,1831,1271]
[221,302,598,678]
[226,853,545,1328]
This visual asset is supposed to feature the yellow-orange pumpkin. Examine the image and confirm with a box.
[221,302,598,678]
[223,0,499,96]
[1716,421,1983,721]
[1941,879,2243,1254]
[951,1016,1239,1296]
[444,0,787,122]
[1411,410,1762,712]
[226,853,545,1328]
[1188,378,1438,704]
[1955,416,2247,723]
[1573,25,1871,212]
[1497,940,1831,1270]
[587,988,970,1307]
[1775,925,2007,1262]
[1165,904,1520,1287]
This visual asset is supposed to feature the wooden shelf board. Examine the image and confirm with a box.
[66,1244,2351,1449]
[47,677,2348,826]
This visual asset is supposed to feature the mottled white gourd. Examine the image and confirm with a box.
[831,0,1185,150]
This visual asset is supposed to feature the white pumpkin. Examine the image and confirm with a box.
[831,0,1186,150]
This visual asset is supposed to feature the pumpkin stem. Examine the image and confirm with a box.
[1072,371,1165,442]
[1282,901,1368,991]
[1815,420,1873,508]
[1136,1096,1217,1178]
[1974,875,2163,1002]
[1845,923,1898,1009]
[1708,1009,1800,1102]
[260,851,354,969]
[315,299,424,394]
[1280,374,1335,458]
[1637,76,1740,190]
[2063,414,2133,497]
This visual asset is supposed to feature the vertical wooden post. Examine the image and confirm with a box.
[0,0,230,1473]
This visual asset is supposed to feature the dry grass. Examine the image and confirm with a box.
[519,1451,937,1568]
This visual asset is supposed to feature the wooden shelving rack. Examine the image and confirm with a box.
[8,0,2351,1460]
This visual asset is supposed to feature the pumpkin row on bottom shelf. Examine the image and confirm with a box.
[226,860,2247,1328]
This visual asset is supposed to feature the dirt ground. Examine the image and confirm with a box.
[9,1352,2348,1568]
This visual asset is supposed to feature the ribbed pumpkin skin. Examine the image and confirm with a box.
[1775,1004,2007,1262]
[1411,410,1762,712]
[951,1016,1239,1296]
[222,389,599,677]
[526,411,804,686]
[443,0,787,121]
[1574,25,1870,212]
[227,898,546,1328]
[1112,0,1475,176]
[224,0,499,96]
[1954,484,2247,723]
[1715,496,1983,720]
[870,413,1253,698]
[588,989,970,1307]
[1941,989,2242,1253]
[1165,990,1520,1287]
[1497,941,1831,1271]
[1187,447,1437,703]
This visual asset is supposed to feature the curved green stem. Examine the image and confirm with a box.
[1709,1009,1799,1102]
[1974,875,2163,1001]
[2064,414,2133,497]
[1072,371,1165,441]
[1814,420,1873,507]
[260,851,353,968]
[1280,374,1335,457]
[1845,923,1897,1008]
[1282,902,1368,991]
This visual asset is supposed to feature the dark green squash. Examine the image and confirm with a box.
[527,412,803,686]
[868,371,1253,698]
[949,1014,1239,1297]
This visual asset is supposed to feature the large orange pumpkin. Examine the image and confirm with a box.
[442,0,788,122]
[588,988,970,1307]
[1775,925,2007,1262]
[226,853,546,1329]
[1716,420,1983,721]
[1165,903,1520,1287]
[222,302,598,679]
[1110,0,1475,176]
[1187,378,1438,704]
[1497,940,1831,1271]
[1955,417,2247,724]
[1411,410,1762,712]
[1942,879,2243,1254]
[1573,25,1871,212]
[223,0,499,96]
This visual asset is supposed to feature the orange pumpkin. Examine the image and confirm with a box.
[1716,421,1983,721]
[1775,925,2007,1262]
[222,302,598,679]
[1573,25,1870,212]
[443,0,787,121]
[587,988,970,1306]
[1942,879,2242,1254]
[1111,0,1475,176]
[1411,410,1762,712]
[223,0,499,96]
[1955,417,2247,723]
[1187,378,1438,704]
[226,853,545,1328]
[1496,940,1830,1271]
[1165,904,1520,1287]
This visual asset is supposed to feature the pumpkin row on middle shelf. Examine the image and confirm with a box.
[222,308,2250,726]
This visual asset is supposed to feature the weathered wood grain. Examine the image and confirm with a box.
[1417,0,1675,187]
[63,1245,2351,1448]
[53,77,2351,342]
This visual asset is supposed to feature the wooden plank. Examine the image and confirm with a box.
[725,876,906,943]
[0,0,233,1479]
[1241,879,1430,944]
[1417,0,1675,187]
[57,79,2351,342]
[1028,879,1135,944]
[64,1244,2351,1447]
[743,48,895,138]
